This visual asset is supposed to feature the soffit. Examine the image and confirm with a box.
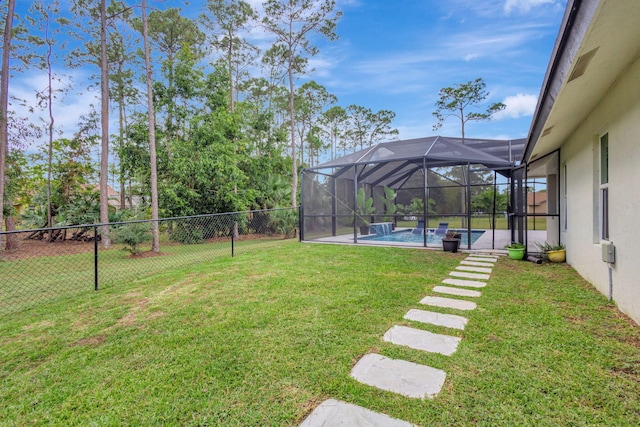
[529,0,640,160]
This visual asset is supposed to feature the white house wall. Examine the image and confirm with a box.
[560,54,640,324]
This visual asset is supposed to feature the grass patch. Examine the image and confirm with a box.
[0,236,287,314]
[1,242,639,425]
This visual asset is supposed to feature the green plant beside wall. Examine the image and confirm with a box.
[381,186,398,222]
[505,242,526,260]
[356,188,375,225]
[536,242,566,263]
[356,188,375,235]
[536,242,565,252]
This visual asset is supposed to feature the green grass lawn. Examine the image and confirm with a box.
[0,235,286,314]
[1,242,639,425]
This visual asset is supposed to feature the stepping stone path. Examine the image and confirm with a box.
[350,353,447,399]
[455,265,493,274]
[460,260,495,267]
[404,308,468,330]
[433,285,482,298]
[299,399,415,427]
[442,278,487,288]
[449,271,491,280]
[420,295,477,310]
[466,256,498,263]
[383,325,461,356]
[300,252,499,426]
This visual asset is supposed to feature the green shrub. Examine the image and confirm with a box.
[112,222,152,255]
[170,220,205,244]
[268,209,298,239]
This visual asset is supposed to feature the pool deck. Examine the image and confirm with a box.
[310,228,547,252]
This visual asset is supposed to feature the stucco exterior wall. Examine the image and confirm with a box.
[559,54,640,324]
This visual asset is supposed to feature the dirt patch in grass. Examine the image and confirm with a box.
[147,311,164,320]
[73,334,106,346]
[564,315,587,325]
[2,238,97,261]
[116,298,150,327]
[122,291,145,300]
[298,396,326,421]
[22,320,56,331]
[606,308,640,349]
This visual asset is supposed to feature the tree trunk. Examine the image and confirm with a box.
[99,0,111,247]
[46,27,54,228]
[143,0,160,253]
[166,54,174,155]
[128,179,133,209]
[119,169,126,209]
[118,64,126,210]
[288,60,297,207]
[0,0,16,259]
[228,41,234,113]
[4,216,17,251]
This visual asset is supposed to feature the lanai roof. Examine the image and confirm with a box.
[306,136,525,189]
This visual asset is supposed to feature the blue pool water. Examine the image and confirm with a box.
[360,229,485,245]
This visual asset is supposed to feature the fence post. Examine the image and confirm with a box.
[298,205,303,241]
[94,225,99,291]
[231,218,235,258]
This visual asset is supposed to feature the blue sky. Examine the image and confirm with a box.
[11,0,568,146]
[302,0,568,141]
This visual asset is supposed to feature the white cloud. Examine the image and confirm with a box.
[443,22,550,61]
[493,93,538,119]
[504,0,558,14]
[9,68,117,151]
[443,0,505,18]
[335,20,550,94]
[306,55,335,78]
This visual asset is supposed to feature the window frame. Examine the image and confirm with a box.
[599,133,609,241]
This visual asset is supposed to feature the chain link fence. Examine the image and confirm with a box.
[0,208,299,315]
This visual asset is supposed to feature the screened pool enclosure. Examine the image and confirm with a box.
[301,136,530,250]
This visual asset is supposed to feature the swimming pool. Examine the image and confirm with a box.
[359,229,485,246]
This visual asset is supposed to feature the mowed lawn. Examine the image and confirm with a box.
[1,241,639,425]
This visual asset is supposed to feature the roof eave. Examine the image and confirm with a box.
[523,0,600,162]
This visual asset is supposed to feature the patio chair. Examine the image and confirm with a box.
[412,219,425,234]
[432,222,449,237]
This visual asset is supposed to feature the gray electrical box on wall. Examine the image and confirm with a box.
[602,242,615,263]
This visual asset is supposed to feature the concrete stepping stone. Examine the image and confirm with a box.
[299,399,415,427]
[442,278,487,288]
[466,256,497,263]
[383,325,461,356]
[450,271,490,280]
[404,308,468,330]
[433,286,482,298]
[420,295,477,311]
[456,265,492,274]
[351,353,446,399]
[460,260,495,268]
